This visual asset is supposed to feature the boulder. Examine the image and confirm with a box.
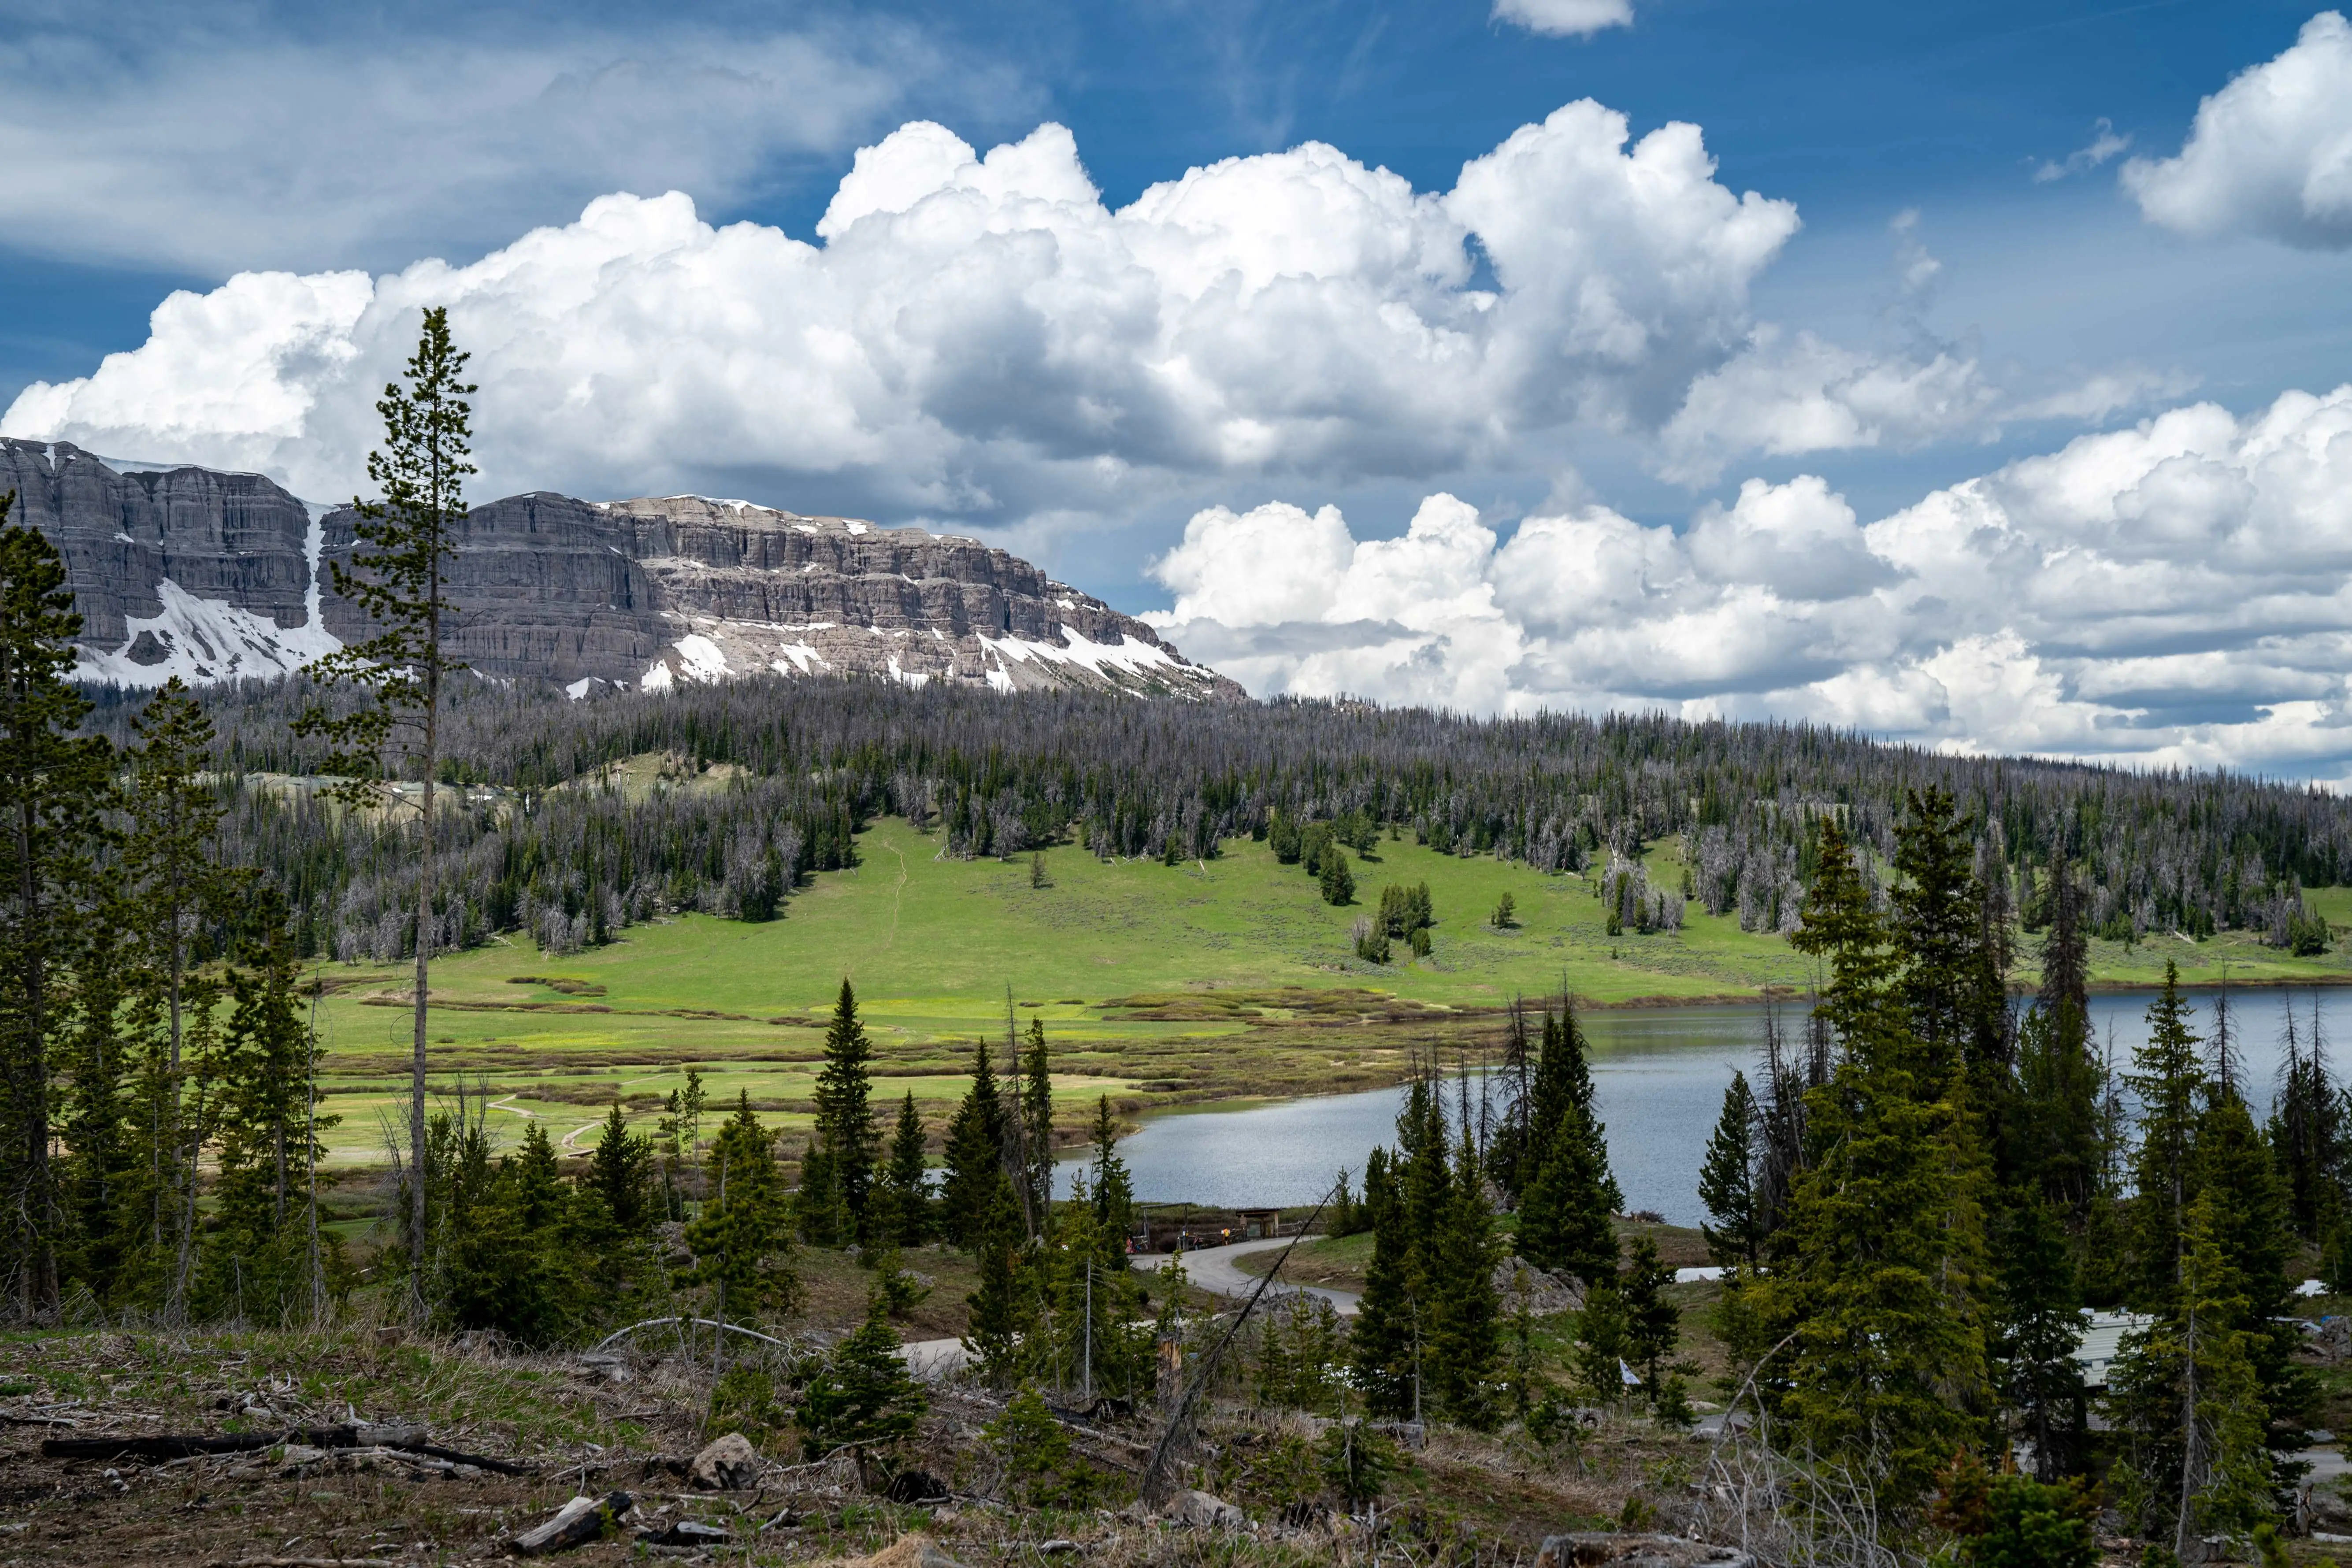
[1165,1488,1245,1529]
[689,1431,763,1490]
[1494,1257,1584,1314]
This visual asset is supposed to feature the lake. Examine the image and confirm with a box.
[1055,984,2352,1227]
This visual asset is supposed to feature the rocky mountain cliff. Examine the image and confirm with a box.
[0,441,1239,700]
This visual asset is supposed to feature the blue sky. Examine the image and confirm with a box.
[9,0,2352,775]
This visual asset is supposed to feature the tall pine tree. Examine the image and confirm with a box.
[803,978,879,1244]
[1699,1070,1763,1270]
[0,504,112,1321]
[1514,1000,1621,1286]
[1749,816,1990,1515]
[296,308,475,1311]
[941,1038,1012,1247]
[1020,1016,1054,1225]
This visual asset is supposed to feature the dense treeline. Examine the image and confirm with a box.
[1308,792,2333,1561]
[1679,797,2320,1560]
[73,661,2352,964]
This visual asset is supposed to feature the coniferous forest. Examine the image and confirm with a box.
[69,652,2352,966]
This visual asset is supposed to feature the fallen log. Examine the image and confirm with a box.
[514,1491,634,1556]
[42,1423,530,1476]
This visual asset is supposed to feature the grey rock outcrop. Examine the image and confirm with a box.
[10,444,1240,700]
[0,439,328,683]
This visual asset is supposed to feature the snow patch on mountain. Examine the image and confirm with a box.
[78,578,341,687]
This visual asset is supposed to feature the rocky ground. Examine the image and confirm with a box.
[0,1323,1684,1567]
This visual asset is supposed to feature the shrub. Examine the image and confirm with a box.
[1319,848,1355,906]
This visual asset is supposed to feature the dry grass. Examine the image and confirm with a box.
[0,1317,1702,1567]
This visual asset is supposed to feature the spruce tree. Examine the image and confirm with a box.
[1751,817,1990,1514]
[1349,1145,1415,1415]
[2126,963,2205,1313]
[53,910,136,1306]
[1087,1095,1135,1241]
[585,1102,657,1241]
[295,307,475,1310]
[2107,1193,2277,1554]
[1571,1278,1633,1405]
[686,1093,799,1353]
[1423,1123,1502,1427]
[0,504,113,1321]
[1514,997,1622,1285]
[1517,1101,1619,1286]
[1991,1194,2085,1481]
[1020,1016,1054,1224]
[1890,785,2005,1090]
[796,1295,928,1457]
[123,678,241,1317]
[200,889,330,1322]
[2196,1082,2308,1451]
[805,978,878,1244]
[1619,1236,1685,1416]
[2268,993,2338,1245]
[879,1091,931,1246]
[1699,1070,1762,1269]
[2013,995,2102,1235]
[961,1179,1030,1386]
[941,1039,1008,1246]
[1319,846,1355,906]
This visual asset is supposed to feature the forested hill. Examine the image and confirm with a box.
[90,673,2349,967]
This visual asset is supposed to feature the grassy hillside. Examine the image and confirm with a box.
[302,817,2352,1172]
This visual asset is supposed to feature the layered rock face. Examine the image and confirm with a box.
[0,440,336,684]
[11,444,1239,700]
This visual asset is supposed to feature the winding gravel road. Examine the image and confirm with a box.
[1130,1236,1361,1316]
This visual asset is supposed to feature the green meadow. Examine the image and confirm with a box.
[303,817,2352,1170]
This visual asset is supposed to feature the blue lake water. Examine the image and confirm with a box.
[1055,986,2352,1227]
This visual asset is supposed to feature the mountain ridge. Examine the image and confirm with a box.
[0,441,1239,701]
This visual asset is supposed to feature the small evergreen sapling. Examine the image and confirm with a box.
[795,1295,927,1459]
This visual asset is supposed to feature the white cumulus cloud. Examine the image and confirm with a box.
[1491,0,1634,38]
[2123,11,2352,248]
[1146,384,2352,778]
[3,105,1799,524]
[1657,326,1999,484]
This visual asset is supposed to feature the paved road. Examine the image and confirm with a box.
[1131,1236,1361,1317]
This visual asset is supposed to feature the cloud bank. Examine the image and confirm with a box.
[4,104,1810,520]
[2125,10,2352,248]
[1148,385,2352,778]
